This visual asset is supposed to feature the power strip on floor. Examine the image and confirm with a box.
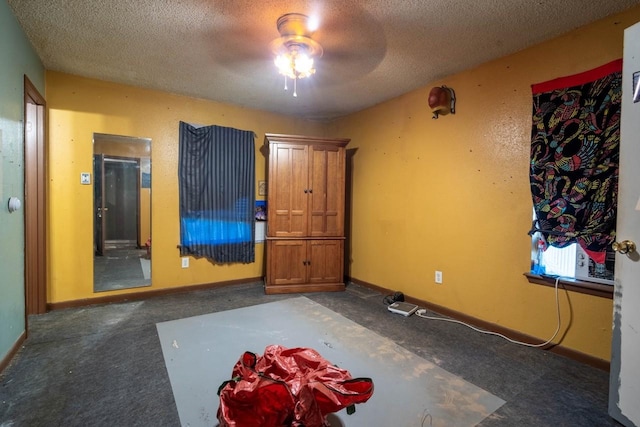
[387,302,419,316]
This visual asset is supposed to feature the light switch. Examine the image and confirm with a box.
[80,172,91,185]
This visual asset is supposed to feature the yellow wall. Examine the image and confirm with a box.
[46,6,640,361]
[326,7,640,361]
[46,72,324,303]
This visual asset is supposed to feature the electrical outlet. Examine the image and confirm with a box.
[181,257,189,268]
[435,270,443,284]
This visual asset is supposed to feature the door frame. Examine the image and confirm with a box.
[23,75,47,315]
[94,154,106,256]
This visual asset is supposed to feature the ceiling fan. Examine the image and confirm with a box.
[207,5,386,99]
[270,13,324,97]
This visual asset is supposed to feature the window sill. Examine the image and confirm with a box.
[524,273,613,299]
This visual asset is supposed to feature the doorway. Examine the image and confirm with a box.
[95,156,141,253]
[24,76,46,315]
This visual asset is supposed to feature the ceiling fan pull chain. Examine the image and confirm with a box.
[293,75,298,97]
[284,75,288,91]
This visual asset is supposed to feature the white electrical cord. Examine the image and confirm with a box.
[415,276,563,348]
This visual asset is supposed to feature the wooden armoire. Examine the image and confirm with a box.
[263,133,349,294]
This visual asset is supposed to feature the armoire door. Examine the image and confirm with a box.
[308,240,344,284]
[267,239,307,285]
[309,145,345,237]
[269,143,308,237]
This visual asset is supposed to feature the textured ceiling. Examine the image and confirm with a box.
[8,0,640,121]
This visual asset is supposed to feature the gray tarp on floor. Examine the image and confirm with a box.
[157,297,505,427]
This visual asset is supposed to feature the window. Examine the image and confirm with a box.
[530,209,615,286]
[527,60,622,291]
[178,122,255,263]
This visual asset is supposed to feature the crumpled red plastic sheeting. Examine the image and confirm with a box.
[217,344,374,427]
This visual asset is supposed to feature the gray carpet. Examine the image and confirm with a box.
[0,282,618,426]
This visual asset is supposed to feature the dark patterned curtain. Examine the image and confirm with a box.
[529,59,621,263]
[179,122,255,263]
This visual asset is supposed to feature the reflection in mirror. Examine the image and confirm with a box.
[93,133,152,292]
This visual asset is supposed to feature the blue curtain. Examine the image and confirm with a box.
[179,122,255,263]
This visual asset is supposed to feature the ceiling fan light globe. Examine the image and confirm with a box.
[275,54,297,79]
[295,55,314,75]
[274,54,289,69]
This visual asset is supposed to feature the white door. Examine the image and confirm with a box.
[609,20,640,427]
